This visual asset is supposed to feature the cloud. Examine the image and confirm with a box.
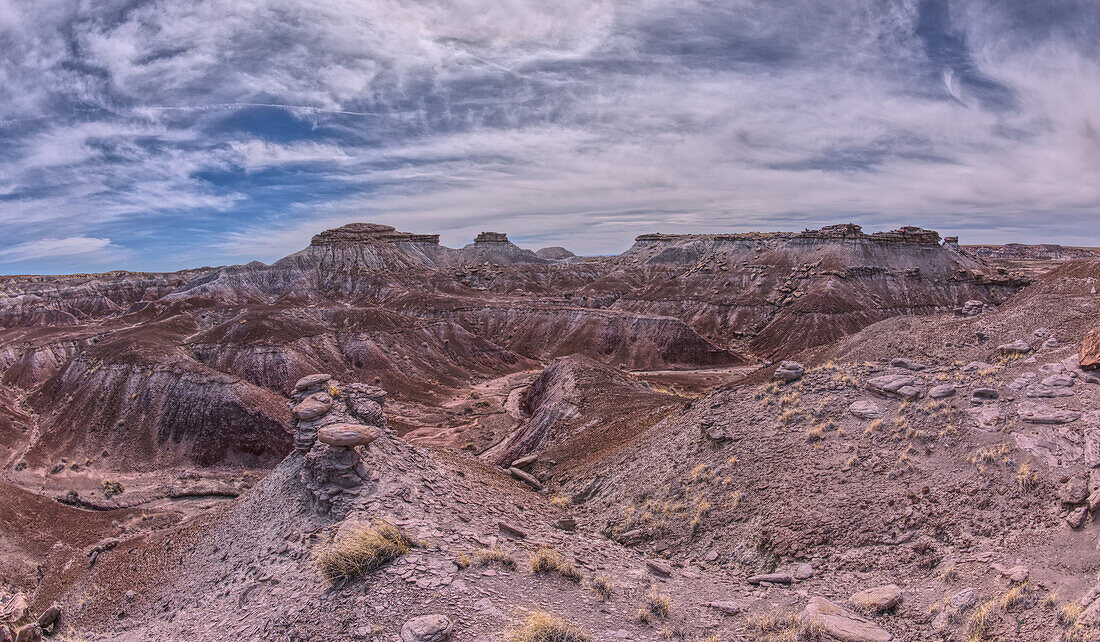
[0,236,115,263]
[1,0,1099,272]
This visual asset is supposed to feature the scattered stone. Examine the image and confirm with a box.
[507,467,542,491]
[957,300,985,317]
[124,591,135,603]
[998,340,1032,355]
[646,559,673,577]
[747,572,792,585]
[497,521,527,539]
[705,601,744,615]
[292,392,333,421]
[774,361,805,382]
[928,384,956,399]
[793,563,814,580]
[400,614,454,642]
[1089,489,1100,512]
[1067,506,1088,529]
[294,373,332,392]
[800,597,894,642]
[890,358,926,371]
[972,387,999,400]
[1045,338,1060,349]
[850,585,902,613]
[317,423,379,447]
[848,400,883,420]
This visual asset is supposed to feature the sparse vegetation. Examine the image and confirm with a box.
[101,479,124,497]
[474,547,517,570]
[592,575,613,601]
[313,521,415,583]
[638,590,672,622]
[1017,462,1040,492]
[743,611,824,641]
[505,611,592,642]
[1000,583,1028,611]
[965,599,996,642]
[530,547,582,582]
[549,495,571,508]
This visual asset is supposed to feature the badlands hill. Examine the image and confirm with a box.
[3,222,1098,641]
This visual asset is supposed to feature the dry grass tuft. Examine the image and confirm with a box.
[638,590,672,622]
[592,575,613,601]
[505,611,593,642]
[474,548,517,570]
[964,599,996,642]
[313,521,415,583]
[530,548,582,582]
[1000,583,1028,611]
[1060,601,1085,627]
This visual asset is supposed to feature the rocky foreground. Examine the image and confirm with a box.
[3,224,1099,640]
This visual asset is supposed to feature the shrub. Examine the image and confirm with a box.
[313,522,415,583]
[643,590,672,620]
[101,480,125,497]
[505,611,592,642]
[530,548,582,582]
[592,575,613,601]
[474,548,517,570]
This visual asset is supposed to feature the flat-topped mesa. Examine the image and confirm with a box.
[310,223,440,246]
[798,224,941,244]
[634,231,797,242]
[474,231,510,244]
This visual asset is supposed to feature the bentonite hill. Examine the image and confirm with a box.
[4,222,1100,641]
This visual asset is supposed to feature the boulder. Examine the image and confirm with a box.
[848,400,883,420]
[0,627,11,642]
[400,614,454,642]
[890,358,926,371]
[961,361,992,372]
[774,361,805,382]
[1042,374,1075,388]
[35,604,60,629]
[294,373,332,392]
[1082,328,1100,370]
[932,588,976,630]
[998,340,1032,355]
[800,597,894,642]
[705,601,744,615]
[508,467,542,491]
[13,626,39,642]
[850,585,902,613]
[972,387,999,400]
[1018,402,1080,425]
[1067,506,1088,529]
[292,392,333,421]
[1060,476,1089,504]
[998,565,1029,584]
[867,375,922,399]
[317,423,379,447]
[928,384,956,399]
[646,559,673,577]
[497,521,527,539]
[793,563,814,580]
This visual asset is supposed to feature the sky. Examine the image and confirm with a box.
[0,0,1098,274]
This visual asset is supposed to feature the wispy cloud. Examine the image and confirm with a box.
[1,0,1099,272]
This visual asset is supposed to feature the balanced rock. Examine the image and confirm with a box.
[400,614,454,642]
[800,597,894,642]
[774,361,805,382]
[317,423,379,447]
[294,373,332,392]
[292,392,333,421]
[850,585,902,613]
